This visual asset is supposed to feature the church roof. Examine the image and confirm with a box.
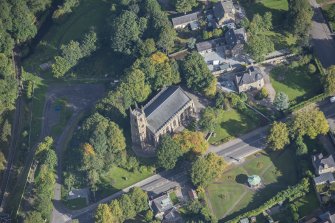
[144,86,192,133]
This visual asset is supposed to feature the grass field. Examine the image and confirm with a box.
[97,166,154,199]
[209,109,264,145]
[206,149,298,220]
[240,0,288,26]
[270,65,323,106]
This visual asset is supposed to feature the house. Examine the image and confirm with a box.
[196,37,225,54]
[312,153,335,175]
[303,210,335,223]
[225,28,247,56]
[313,172,335,186]
[163,207,182,223]
[150,194,174,220]
[213,0,236,26]
[130,86,196,150]
[235,67,264,93]
[172,11,201,29]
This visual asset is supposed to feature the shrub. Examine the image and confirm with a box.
[308,63,316,74]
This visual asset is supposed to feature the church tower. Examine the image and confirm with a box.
[130,106,147,149]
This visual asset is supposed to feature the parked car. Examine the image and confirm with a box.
[330,96,335,103]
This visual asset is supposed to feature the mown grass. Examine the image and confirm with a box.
[206,149,298,220]
[270,65,323,106]
[209,109,263,145]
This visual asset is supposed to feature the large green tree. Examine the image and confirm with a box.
[191,153,226,187]
[175,0,198,14]
[157,135,183,170]
[291,106,329,139]
[267,122,290,151]
[288,0,313,40]
[273,92,289,111]
[181,52,216,96]
[324,66,335,95]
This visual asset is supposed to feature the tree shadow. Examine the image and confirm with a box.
[235,173,248,185]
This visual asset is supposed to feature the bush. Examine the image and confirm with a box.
[308,63,317,74]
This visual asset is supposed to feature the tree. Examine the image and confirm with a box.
[129,187,149,213]
[138,38,156,56]
[273,92,289,111]
[324,66,335,95]
[24,211,44,223]
[181,52,216,96]
[1,119,11,143]
[156,26,176,53]
[199,107,218,132]
[295,136,308,156]
[175,0,198,14]
[288,0,313,40]
[247,34,274,62]
[119,194,136,219]
[267,122,290,151]
[173,130,209,155]
[95,204,113,223]
[291,106,329,139]
[144,210,154,222]
[111,10,140,54]
[191,153,226,187]
[308,63,316,74]
[81,30,98,57]
[52,0,80,20]
[0,152,6,171]
[109,200,124,222]
[157,135,183,170]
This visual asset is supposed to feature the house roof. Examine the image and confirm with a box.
[320,211,335,223]
[236,67,263,86]
[248,175,261,186]
[234,27,247,42]
[225,28,237,47]
[213,0,234,21]
[312,153,335,173]
[196,37,225,52]
[143,86,192,133]
[314,172,335,185]
[172,11,200,27]
[151,194,174,213]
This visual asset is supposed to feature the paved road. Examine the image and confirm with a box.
[310,0,335,68]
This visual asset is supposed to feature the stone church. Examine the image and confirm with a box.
[130,86,196,150]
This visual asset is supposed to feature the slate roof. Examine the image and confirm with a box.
[225,28,237,47]
[196,38,225,52]
[172,11,200,27]
[151,194,173,213]
[144,86,192,133]
[213,0,234,21]
[234,27,247,42]
[236,67,263,86]
[314,172,335,185]
[312,153,335,174]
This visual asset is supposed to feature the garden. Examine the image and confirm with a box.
[270,64,323,106]
[205,149,299,221]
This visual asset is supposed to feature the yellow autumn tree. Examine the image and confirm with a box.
[82,143,95,156]
[150,51,168,64]
[173,130,209,155]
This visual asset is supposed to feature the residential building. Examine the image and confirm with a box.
[150,194,174,220]
[196,37,225,54]
[312,153,335,175]
[235,67,264,93]
[172,11,201,29]
[225,28,247,56]
[213,0,236,26]
[313,172,335,186]
[130,86,196,150]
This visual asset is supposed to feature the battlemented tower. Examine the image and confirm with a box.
[130,106,147,149]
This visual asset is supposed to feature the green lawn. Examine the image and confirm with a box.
[209,109,263,145]
[98,166,154,199]
[240,0,288,26]
[270,65,323,106]
[206,149,298,221]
